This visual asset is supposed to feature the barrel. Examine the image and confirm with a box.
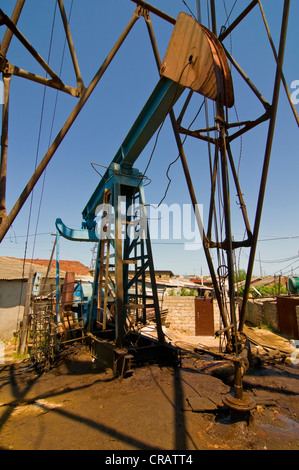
[288,277,299,294]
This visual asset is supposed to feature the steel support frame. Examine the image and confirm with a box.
[144,7,234,344]
[84,168,173,373]
[0,74,11,222]
[0,0,26,57]
[143,0,291,347]
[0,3,143,242]
[210,0,238,346]
[85,165,164,347]
[0,1,292,349]
[0,0,25,223]
[239,0,291,331]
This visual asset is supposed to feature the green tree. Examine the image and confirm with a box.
[234,269,247,282]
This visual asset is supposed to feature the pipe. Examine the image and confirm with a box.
[218,0,259,41]
[145,11,232,341]
[57,0,84,91]
[210,0,239,350]
[0,9,140,242]
[0,0,26,57]
[0,74,11,222]
[257,0,298,127]
[5,64,80,97]
[223,46,270,111]
[129,0,176,25]
[239,0,291,332]
[0,8,63,85]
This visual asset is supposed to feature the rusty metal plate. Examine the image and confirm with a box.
[160,12,234,108]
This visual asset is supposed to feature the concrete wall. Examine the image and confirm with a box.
[240,298,279,331]
[0,280,27,341]
[162,296,222,336]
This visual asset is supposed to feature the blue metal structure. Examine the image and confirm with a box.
[56,228,60,320]
[55,77,186,347]
[55,13,236,372]
[57,77,184,238]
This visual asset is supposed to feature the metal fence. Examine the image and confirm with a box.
[27,278,86,369]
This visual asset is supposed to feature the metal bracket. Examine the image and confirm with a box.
[0,54,9,73]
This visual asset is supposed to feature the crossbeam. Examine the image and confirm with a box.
[82,77,184,229]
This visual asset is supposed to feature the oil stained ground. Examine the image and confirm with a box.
[0,343,298,450]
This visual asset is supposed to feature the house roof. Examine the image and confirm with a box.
[150,276,212,290]
[23,259,90,276]
[236,276,289,288]
[0,257,90,280]
[0,257,55,280]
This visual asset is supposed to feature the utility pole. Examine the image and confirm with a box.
[18,270,33,355]
[259,251,262,278]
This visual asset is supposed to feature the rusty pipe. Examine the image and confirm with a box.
[0,0,26,57]
[0,74,11,223]
[145,10,232,342]
[239,0,291,332]
[0,9,140,242]
[130,0,176,25]
[57,0,84,91]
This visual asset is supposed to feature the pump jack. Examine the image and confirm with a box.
[0,1,292,384]
[56,13,236,375]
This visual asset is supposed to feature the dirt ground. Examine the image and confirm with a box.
[0,330,299,451]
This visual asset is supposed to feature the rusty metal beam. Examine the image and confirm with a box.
[0,8,63,85]
[144,10,232,343]
[206,146,219,243]
[0,8,141,242]
[57,0,85,92]
[0,74,11,224]
[257,0,299,127]
[0,0,24,225]
[0,0,26,57]
[130,0,176,25]
[3,62,81,97]
[228,111,270,142]
[218,0,259,42]
[239,0,291,332]
[178,126,216,144]
[226,140,252,238]
[223,46,270,111]
[210,0,238,351]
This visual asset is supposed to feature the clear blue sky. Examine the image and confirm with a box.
[0,0,298,277]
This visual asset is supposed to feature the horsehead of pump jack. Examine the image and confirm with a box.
[56,12,234,242]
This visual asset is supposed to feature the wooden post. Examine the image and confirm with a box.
[18,271,34,354]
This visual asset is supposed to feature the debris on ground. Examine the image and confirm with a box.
[0,326,298,451]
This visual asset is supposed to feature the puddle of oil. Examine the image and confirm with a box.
[257,415,299,441]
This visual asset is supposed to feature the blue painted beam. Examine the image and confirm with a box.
[55,218,98,242]
[82,77,184,226]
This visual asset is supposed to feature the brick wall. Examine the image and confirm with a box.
[162,296,222,336]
